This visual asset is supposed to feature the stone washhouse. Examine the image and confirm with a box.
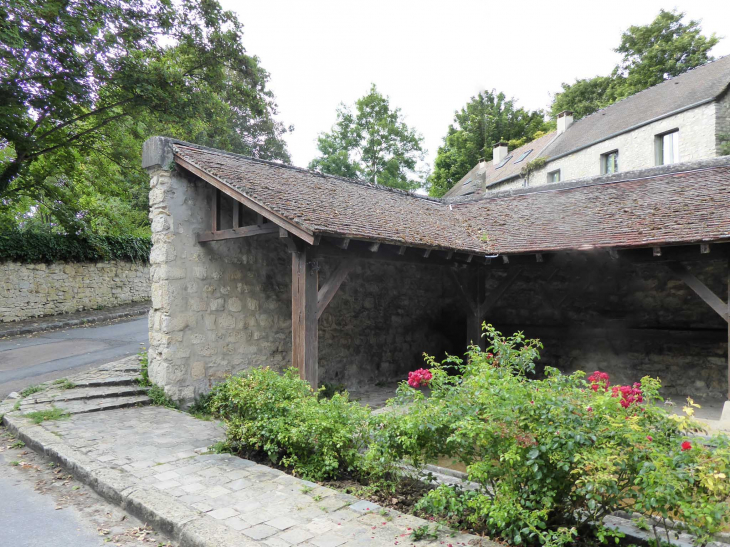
[142,137,730,416]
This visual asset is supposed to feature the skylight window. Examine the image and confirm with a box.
[495,155,513,169]
[513,149,533,164]
[463,179,472,186]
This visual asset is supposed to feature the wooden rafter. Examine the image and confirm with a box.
[175,155,315,244]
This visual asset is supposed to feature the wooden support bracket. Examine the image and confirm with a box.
[666,262,728,322]
[317,259,354,319]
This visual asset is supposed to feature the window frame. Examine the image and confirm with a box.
[600,150,619,175]
[547,169,561,183]
[655,129,679,166]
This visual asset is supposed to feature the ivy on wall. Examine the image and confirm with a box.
[0,231,151,264]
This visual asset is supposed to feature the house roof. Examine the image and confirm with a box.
[169,141,730,256]
[443,132,557,198]
[542,55,730,160]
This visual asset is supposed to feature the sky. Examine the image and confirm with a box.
[220,0,730,171]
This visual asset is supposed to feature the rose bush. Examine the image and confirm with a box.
[368,325,730,546]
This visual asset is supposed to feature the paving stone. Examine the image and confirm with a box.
[191,502,214,512]
[155,470,181,481]
[265,537,294,547]
[181,482,205,494]
[278,528,316,545]
[225,516,251,531]
[205,485,232,498]
[154,479,181,490]
[209,507,240,520]
[309,531,348,547]
[243,524,279,540]
[267,516,300,530]
[348,500,381,514]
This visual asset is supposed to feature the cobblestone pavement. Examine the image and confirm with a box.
[2,359,482,547]
[0,425,175,546]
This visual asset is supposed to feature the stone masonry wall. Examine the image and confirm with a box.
[147,166,457,403]
[478,258,728,400]
[717,89,730,154]
[494,102,718,192]
[0,261,150,322]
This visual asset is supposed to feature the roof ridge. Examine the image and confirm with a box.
[560,54,730,130]
[172,142,440,203]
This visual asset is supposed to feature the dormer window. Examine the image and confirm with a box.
[601,150,619,174]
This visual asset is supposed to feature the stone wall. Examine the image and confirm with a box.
[717,89,730,154]
[493,101,718,192]
[146,165,459,403]
[0,261,150,322]
[478,258,728,400]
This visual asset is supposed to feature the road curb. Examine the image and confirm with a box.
[0,303,150,338]
[1,412,256,547]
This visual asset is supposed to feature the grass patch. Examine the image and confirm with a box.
[10,440,25,449]
[52,378,76,390]
[147,385,178,409]
[9,460,19,466]
[20,384,45,397]
[25,408,69,424]
[137,349,150,387]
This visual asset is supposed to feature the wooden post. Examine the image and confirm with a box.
[467,312,483,350]
[212,188,220,231]
[292,246,318,388]
[727,255,729,400]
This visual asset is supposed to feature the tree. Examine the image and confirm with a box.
[308,85,425,191]
[551,10,718,120]
[429,91,549,197]
[0,0,290,198]
[613,9,719,98]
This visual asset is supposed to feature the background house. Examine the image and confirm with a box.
[445,55,730,198]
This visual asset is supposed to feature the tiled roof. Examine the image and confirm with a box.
[171,142,730,256]
[543,55,730,159]
[443,132,557,198]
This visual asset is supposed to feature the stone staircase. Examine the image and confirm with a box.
[7,356,151,417]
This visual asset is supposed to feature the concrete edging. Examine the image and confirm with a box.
[2,412,256,547]
[0,303,150,338]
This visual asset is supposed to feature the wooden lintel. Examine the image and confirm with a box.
[317,259,354,319]
[292,247,318,387]
[175,155,315,245]
[368,242,381,253]
[666,262,728,322]
[197,223,279,242]
[398,246,407,255]
[423,249,431,258]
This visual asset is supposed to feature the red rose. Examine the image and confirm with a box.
[681,441,692,451]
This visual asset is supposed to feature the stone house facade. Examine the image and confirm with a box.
[144,137,730,408]
[445,55,730,198]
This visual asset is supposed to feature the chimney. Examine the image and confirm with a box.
[557,110,574,134]
[493,142,509,164]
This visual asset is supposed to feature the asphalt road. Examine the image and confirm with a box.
[0,317,148,399]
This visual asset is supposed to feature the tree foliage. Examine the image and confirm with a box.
[0,0,290,234]
[308,85,425,191]
[429,91,549,197]
[551,10,719,120]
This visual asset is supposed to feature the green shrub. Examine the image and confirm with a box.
[0,230,150,264]
[209,367,371,481]
[369,325,730,546]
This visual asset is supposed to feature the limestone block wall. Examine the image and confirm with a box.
[0,261,150,322]
[493,102,718,192]
[717,90,730,153]
[147,166,458,403]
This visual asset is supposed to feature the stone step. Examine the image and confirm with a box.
[72,376,141,388]
[23,385,149,405]
[21,394,151,416]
